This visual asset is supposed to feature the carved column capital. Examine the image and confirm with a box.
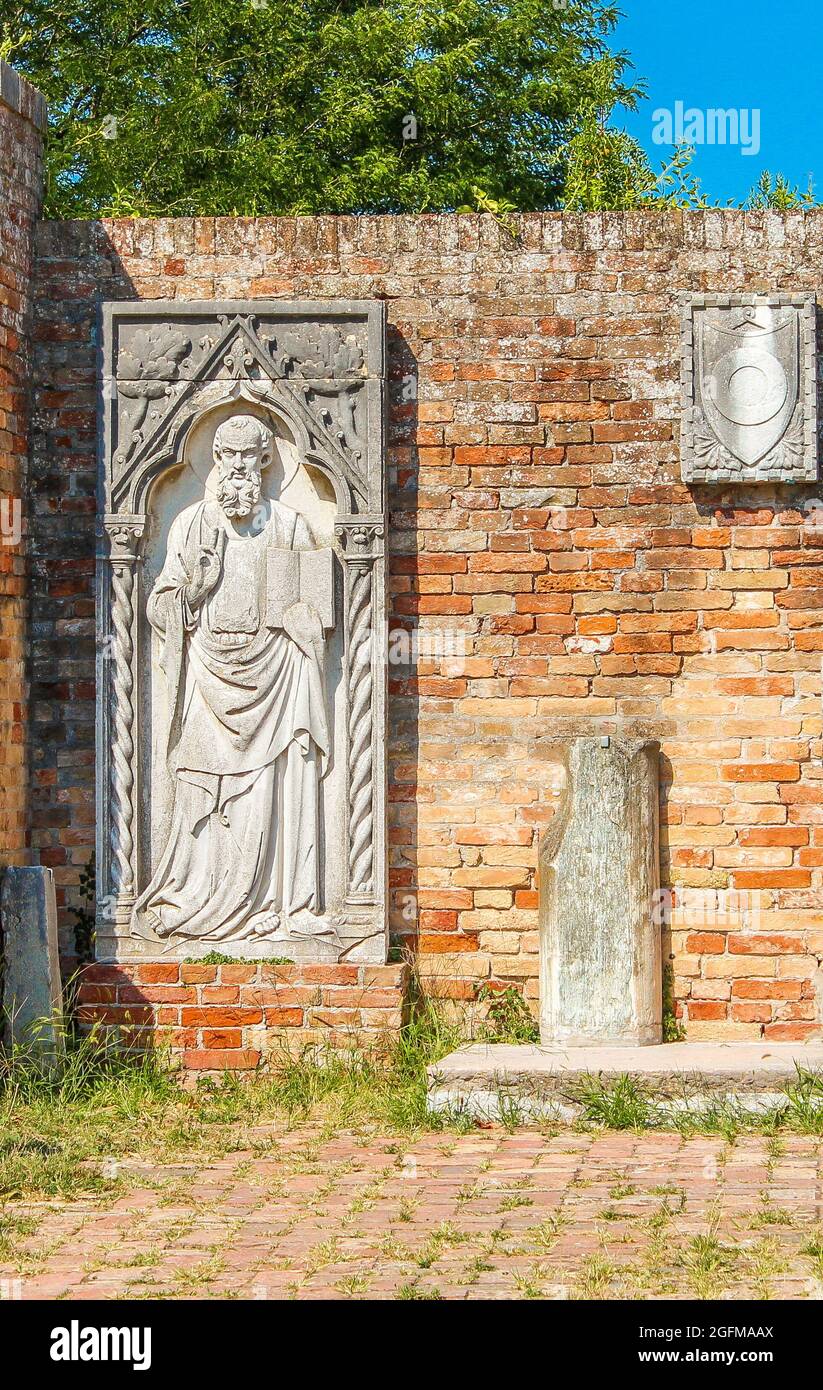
[335,518,384,567]
[104,514,145,566]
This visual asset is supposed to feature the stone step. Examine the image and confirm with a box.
[427,1042,823,1123]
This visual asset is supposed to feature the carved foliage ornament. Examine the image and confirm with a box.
[107,304,379,514]
[680,293,818,484]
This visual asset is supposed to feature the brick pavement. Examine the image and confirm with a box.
[2,1129,822,1300]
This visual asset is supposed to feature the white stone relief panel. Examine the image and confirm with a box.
[97,301,387,965]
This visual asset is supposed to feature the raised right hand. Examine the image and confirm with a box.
[186,526,224,608]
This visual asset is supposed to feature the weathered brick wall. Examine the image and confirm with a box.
[33,211,823,1052]
[0,64,45,869]
[77,960,409,1066]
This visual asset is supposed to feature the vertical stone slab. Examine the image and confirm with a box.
[539,738,662,1046]
[1,866,64,1052]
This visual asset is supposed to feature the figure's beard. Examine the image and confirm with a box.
[217,471,261,518]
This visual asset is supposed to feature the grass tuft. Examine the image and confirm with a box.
[476,985,540,1044]
[574,1074,652,1130]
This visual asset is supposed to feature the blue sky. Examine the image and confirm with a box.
[613,0,822,204]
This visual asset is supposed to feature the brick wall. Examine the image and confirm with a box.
[77,961,409,1066]
[32,210,823,1053]
[0,64,45,869]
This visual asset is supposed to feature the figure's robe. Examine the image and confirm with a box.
[133,498,330,941]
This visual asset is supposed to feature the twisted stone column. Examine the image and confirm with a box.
[347,562,374,894]
[104,516,144,912]
[337,521,384,905]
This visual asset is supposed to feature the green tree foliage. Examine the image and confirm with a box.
[745,170,816,210]
[559,59,654,211]
[0,0,644,218]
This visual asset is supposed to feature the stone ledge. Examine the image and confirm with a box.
[34,209,823,264]
[431,1041,823,1086]
[0,60,47,131]
[428,1042,823,1120]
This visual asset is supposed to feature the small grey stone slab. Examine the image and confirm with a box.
[680,292,817,484]
[1,866,64,1054]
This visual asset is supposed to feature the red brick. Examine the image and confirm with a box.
[80,965,127,985]
[763,1023,821,1041]
[732,871,811,889]
[738,828,809,847]
[118,985,194,1004]
[721,763,801,783]
[727,934,805,955]
[731,1003,771,1023]
[136,963,180,984]
[201,1029,243,1048]
[201,986,241,1004]
[184,1049,261,1070]
[418,934,478,953]
[219,965,258,984]
[687,1002,727,1021]
[180,964,218,983]
[685,932,725,954]
[732,980,802,1000]
[300,965,360,984]
[181,1007,263,1027]
[264,1008,304,1026]
[75,984,117,1004]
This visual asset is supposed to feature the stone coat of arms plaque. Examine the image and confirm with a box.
[680,293,818,483]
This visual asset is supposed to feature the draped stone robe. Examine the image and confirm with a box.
[133,497,330,942]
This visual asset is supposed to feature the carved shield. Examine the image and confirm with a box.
[697,308,799,467]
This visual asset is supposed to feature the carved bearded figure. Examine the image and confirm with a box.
[134,414,331,942]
